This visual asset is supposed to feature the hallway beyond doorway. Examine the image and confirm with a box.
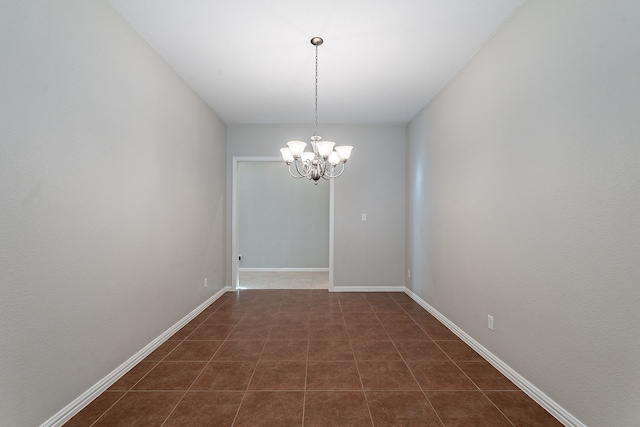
[238,271,329,290]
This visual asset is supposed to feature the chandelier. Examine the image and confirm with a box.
[280,37,353,183]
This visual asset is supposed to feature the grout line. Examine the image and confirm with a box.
[159,301,232,427]
[158,391,188,427]
[344,296,376,426]
[392,302,447,427]
[228,302,278,426]
[86,392,128,427]
[301,323,310,426]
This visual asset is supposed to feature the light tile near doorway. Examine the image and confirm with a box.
[239,271,329,290]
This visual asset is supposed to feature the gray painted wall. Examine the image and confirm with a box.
[406,1,640,426]
[227,124,406,288]
[0,1,227,425]
[238,161,329,269]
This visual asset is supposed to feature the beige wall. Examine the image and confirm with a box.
[406,1,640,425]
[0,1,227,425]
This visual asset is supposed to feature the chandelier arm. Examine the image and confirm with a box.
[318,160,327,176]
[287,164,307,179]
[320,161,334,180]
[321,168,332,180]
[323,162,346,178]
[293,159,311,178]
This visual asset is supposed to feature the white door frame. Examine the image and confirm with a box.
[231,156,334,291]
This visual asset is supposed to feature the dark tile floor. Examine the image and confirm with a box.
[65,290,563,426]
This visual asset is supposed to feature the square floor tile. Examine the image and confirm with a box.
[351,341,403,361]
[347,324,390,340]
[259,340,308,361]
[340,303,373,313]
[357,361,420,390]
[143,340,181,362]
[248,361,306,390]
[410,312,443,324]
[396,300,431,316]
[186,324,235,340]
[309,311,346,324]
[307,340,354,361]
[306,361,362,390]
[202,312,245,325]
[437,341,484,362]
[364,293,395,302]
[64,392,124,427]
[389,293,414,303]
[343,312,382,325]
[227,324,273,340]
[213,307,248,317]
[394,340,449,361]
[163,391,243,427]
[276,312,310,325]
[268,325,309,340]
[309,302,342,313]
[233,391,304,427]
[369,303,406,314]
[405,314,440,327]
[426,391,512,427]
[108,362,157,391]
[190,361,256,391]
[164,341,222,361]
[366,391,442,426]
[280,302,311,312]
[212,341,265,362]
[92,391,183,427]
[408,361,476,391]
[457,361,519,390]
[485,391,564,427]
[338,293,367,302]
[376,312,415,324]
[189,310,214,326]
[237,313,278,325]
[304,391,372,427]
[133,362,206,390]
[170,325,197,340]
[420,322,460,340]
[384,324,430,341]
[309,324,349,340]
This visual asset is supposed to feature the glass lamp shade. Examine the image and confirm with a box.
[316,140,336,158]
[280,147,294,163]
[287,140,307,158]
[335,145,353,162]
[328,151,341,166]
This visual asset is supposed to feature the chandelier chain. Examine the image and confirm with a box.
[314,42,319,136]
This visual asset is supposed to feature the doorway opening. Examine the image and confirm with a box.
[231,157,334,290]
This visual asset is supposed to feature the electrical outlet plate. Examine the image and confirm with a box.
[488,315,494,331]
[204,278,208,288]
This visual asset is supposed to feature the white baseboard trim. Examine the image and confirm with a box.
[239,268,329,272]
[403,287,585,427]
[331,286,406,293]
[41,286,232,427]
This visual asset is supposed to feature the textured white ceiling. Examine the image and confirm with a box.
[107,0,527,124]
